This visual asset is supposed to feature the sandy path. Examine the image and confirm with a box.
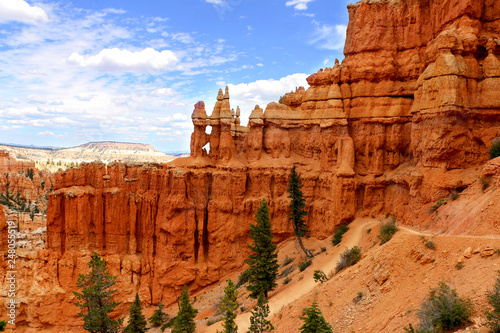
[200,220,500,333]
[398,225,500,239]
[202,218,379,333]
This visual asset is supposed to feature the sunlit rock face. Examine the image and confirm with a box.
[2,0,500,330]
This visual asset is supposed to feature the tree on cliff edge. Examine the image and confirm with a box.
[287,165,312,257]
[73,252,123,333]
[246,199,279,299]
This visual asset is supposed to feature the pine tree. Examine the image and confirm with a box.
[217,279,239,333]
[73,252,123,333]
[299,301,333,333]
[487,271,500,332]
[246,199,279,299]
[247,294,274,333]
[287,165,312,257]
[172,285,198,333]
[123,293,149,333]
[0,320,6,332]
[149,301,168,328]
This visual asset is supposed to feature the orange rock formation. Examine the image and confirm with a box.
[1,0,500,331]
[0,151,35,173]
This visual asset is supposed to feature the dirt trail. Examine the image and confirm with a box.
[202,217,379,333]
[398,225,500,240]
[199,218,500,333]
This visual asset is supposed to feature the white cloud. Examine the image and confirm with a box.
[151,88,177,96]
[68,48,179,72]
[210,73,310,126]
[285,0,314,10]
[0,0,48,24]
[27,94,47,104]
[172,113,187,121]
[171,32,194,44]
[171,121,192,129]
[310,22,347,50]
[75,93,97,101]
[37,130,64,138]
[206,0,226,5]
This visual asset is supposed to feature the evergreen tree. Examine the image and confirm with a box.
[172,285,197,333]
[299,301,333,333]
[73,252,123,333]
[0,320,6,332]
[246,199,279,299]
[217,279,239,333]
[149,301,168,328]
[487,271,500,332]
[287,165,312,257]
[123,293,149,333]
[247,294,273,333]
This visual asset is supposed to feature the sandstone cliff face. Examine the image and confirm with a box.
[2,0,500,331]
[0,151,35,173]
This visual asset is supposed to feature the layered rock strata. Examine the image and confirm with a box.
[1,0,500,331]
[0,151,35,173]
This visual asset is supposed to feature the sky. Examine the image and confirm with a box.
[0,0,351,153]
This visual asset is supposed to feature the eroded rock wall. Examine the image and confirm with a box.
[2,0,500,331]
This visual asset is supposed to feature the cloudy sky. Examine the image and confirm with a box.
[0,0,350,153]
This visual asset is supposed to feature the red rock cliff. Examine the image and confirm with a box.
[0,150,35,173]
[2,0,500,331]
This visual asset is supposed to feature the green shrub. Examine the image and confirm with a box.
[299,260,312,272]
[429,199,447,214]
[403,323,417,333]
[416,282,472,332]
[491,139,500,159]
[424,241,435,250]
[320,247,327,253]
[481,177,491,192]
[354,291,363,303]
[455,262,464,270]
[335,246,362,274]
[282,256,294,267]
[378,219,398,245]
[313,270,328,284]
[332,224,349,246]
[486,271,500,333]
[283,277,292,285]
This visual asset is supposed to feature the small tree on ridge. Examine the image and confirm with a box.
[246,199,279,299]
[172,285,197,333]
[123,293,149,333]
[73,252,123,333]
[299,301,333,333]
[217,279,239,333]
[247,294,274,333]
[287,165,312,257]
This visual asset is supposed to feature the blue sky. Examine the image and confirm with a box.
[0,0,350,153]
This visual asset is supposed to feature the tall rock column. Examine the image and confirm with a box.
[219,87,234,162]
[190,101,209,158]
[245,106,264,163]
